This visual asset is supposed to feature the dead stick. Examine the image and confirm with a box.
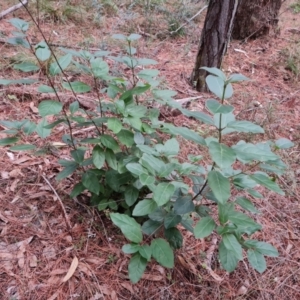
[0,0,28,19]
[42,175,72,230]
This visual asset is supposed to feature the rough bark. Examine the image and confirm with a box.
[232,0,282,40]
[190,0,238,92]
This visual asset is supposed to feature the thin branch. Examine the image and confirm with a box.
[169,5,208,35]
[0,0,28,19]
[42,175,72,230]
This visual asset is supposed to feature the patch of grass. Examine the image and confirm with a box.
[290,1,300,13]
[280,43,300,80]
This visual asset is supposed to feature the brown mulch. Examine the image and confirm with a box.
[0,0,300,299]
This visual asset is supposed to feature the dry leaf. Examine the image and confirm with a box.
[30,102,38,113]
[42,246,56,260]
[78,262,92,277]
[206,268,223,282]
[142,274,163,281]
[111,290,118,300]
[1,171,9,179]
[9,168,24,178]
[85,257,106,265]
[120,282,134,294]
[88,292,104,300]
[10,179,19,192]
[62,256,79,282]
[237,285,248,295]
[29,255,38,268]
[50,268,68,276]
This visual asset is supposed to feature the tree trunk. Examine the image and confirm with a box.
[232,0,282,40]
[190,0,239,92]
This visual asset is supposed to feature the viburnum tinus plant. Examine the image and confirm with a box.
[0,17,294,283]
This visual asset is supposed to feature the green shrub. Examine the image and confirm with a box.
[0,18,294,283]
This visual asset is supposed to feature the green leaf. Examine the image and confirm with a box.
[235,197,259,213]
[180,217,194,233]
[6,37,30,48]
[56,164,78,180]
[22,120,36,135]
[138,69,159,78]
[133,199,158,216]
[227,121,264,133]
[206,75,232,99]
[194,216,216,239]
[110,213,143,243]
[70,182,85,198]
[14,62,39,72]
[122,244,140,254]
[164,212,182,229]
[128,33,142,41]
[97,199,108,211]
[0,137,19,146]
[163,138,179,156]
[106,170,131,191]
[174,196,195,215]
[82,172,100,195]
[275,138,294,149]
[164,125,206,145]
[151,238,174,268]
[180,109,214,125]
[247,189,263,199]
[206,99,234,114]
[244,240,279,257]
[38,100,63,117]
[126,104,148,118]
[107,118,122,134]
[69,101,79,114]
[213,112,236,130]
[0,78,37,85]
[134,132,145,145]
[128,253,147,284]
[140,153,165,175]
[208,141,236,168]
[137,58,158,66]
[126,163,147,176]
[49,53,72,75]
[250,173,284,195]
[247,249,266,273]
[207,171,230,204]
[233,143,279,162]
[62,81,91,93]
[164,227,183,249]
[142,219,162,235]
[90,58,109,78]
[35,41,51,61]
[124,186,139,206]
[227,210,262,234]
[138,244,152,261]
[9,18,29,31]
[218,241,239,272]
[92,145,105,169]
[201,67,226,80]
[153,183,175,206]
[227,73,249,83]
[71,149,85,164]
[38,85,55,93]
[117,129,134,147]
[222,234,243,260]
[100,135,119,151]
[139,174,155,185]
[112,33,127,40]
[10,144,36,151]
[36,118,51,138]
[105,149,118,170]
[149,208,167,222]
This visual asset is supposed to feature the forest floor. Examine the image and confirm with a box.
[0,0,300,299]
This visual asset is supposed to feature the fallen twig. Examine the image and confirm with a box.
[42,175,72,230]
[0,0,28,20]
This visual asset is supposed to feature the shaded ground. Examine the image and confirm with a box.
[0,0,300,299]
